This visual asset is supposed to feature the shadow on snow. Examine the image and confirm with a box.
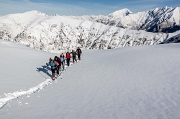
[36,65,52,78]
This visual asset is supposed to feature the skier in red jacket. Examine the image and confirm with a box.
[66,52,71,66]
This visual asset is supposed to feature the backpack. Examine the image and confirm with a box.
[49,61,57,69]
[60,56,65,62]
[72,52,76,56]
[55,61,59,66]
[77,49,82,54]
[66,53,71,58]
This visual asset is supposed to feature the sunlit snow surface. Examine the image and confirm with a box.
[1,40,180,119]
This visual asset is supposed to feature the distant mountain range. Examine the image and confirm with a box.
[70,6,180,33]
[0,7,179,53]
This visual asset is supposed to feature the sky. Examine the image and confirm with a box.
[0,0,179,16]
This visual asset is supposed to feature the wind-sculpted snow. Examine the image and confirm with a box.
[0,9,180,53]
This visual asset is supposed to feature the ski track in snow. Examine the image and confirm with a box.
[0,79,52,109]
[0,62,76,109]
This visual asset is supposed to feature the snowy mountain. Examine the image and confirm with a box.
[0,9,180,53]
[1,39,180,119]
[108,8,132,18]
[72,6,180,33]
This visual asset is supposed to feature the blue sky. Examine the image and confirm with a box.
[0,0,179,16]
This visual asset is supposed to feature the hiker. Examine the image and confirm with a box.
[71,50,77,63]
[66,52,71,66]
[46,58,57,80]
[60,53,65,70]
[54,56,60,76]
[76,47,82,60]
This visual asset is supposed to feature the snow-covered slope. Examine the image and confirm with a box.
[72,6,180,33]
[161,30,180,44]
[0,10,180,53]
[1,40,180,119]
[0,11,47,38]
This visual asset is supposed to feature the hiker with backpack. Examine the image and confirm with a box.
[54,56,60,76]
[66,52,71,66]
[76,47,82,60]
[71,50,77,63]
[60,53,65,70]
[46,58,57,80]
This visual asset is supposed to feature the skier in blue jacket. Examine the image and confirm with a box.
[46,58,57,80]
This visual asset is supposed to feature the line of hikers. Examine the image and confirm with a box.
[46,47,82,80]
